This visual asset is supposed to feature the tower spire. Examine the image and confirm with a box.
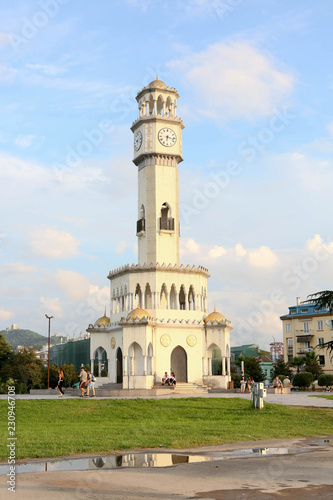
[156,66,159,81]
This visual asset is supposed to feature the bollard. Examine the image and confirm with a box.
[252,382,267,409]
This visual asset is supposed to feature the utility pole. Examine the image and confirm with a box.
[45,314,54,389]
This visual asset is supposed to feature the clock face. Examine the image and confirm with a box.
[158,128,177,147]
[134,131,142,151]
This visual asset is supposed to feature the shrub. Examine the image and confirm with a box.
[231,373,241,389]
[292,372,313,388]
[318,374,333,387]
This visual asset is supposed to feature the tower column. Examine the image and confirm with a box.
[227,357,231,376]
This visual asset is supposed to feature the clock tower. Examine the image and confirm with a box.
[131,75,185,266]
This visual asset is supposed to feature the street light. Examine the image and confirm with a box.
[45,314,54,389]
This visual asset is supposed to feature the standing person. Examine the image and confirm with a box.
[240,375,247,393]
[247,376,254,393]
[56,368,65,397]
[78,366,87,397]
[86,370,96,397]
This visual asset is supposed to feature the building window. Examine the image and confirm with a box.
[317,320,323,330]
[301,308,308,313]
[285,323,291,333]
[287,338,293,354]
[291,310,296,314]
[264,369,268,376]
[303,322,309,333]
[318,337,324,346]
[319,355,325,366]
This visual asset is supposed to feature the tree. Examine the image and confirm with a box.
[244,357,265,382]
[303,351,323,379]
[13,348,44,390]
[0,334,14,383]
[304,290,333,360]
[271,356,293,379]
[290,356,305,373]
[292,372,313,389]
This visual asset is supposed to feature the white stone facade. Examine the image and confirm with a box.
[87,77,233,390]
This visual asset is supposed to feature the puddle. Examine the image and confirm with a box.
[0,447,310,475]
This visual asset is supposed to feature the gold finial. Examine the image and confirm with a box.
[104,305,106,316]
[156,66,159,80]
[214,302,216,313]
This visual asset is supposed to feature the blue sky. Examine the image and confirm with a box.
[1,0,333,348]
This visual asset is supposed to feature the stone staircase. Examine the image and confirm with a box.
[153,382,210,394]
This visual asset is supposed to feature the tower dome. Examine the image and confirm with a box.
[147,77,167,89]
[204,306,226,324]
[94,308,110,327]
[126,306,150,321]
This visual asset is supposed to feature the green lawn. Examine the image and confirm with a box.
[0,398,332,460]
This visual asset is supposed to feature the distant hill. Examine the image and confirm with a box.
[1,329,66,351]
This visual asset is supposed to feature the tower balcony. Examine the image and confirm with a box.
[159,217,174,231]
[136,218,145,235]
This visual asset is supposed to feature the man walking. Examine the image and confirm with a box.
[78,366,87,397]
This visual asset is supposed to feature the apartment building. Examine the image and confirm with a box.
[281,297,333,374]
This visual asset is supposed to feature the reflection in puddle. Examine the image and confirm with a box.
[0,445,322,475]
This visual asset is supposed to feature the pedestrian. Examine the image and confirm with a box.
[86,370,96,397]
[272,375,283,394]
[247,376,254,392]
[240,375,247,393]
[78,366,87,397]
[56,368,65,397]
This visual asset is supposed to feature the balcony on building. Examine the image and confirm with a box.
[136,218,145,235]
[159,217,174,231]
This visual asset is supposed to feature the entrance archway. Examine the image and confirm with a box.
[116,347,123,384]
[171,346,187,382]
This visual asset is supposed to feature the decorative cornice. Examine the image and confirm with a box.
[131,114,184,131]
[107,262,210,280]
[136,85,180,101]
[137,155,180,169]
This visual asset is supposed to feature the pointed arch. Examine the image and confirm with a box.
[171,346,187,382]
[170,284,178,310]
[148,94,154,115]
[160,283,168,309]
[135,284,142,308]
[157,94,164,115]
[166,96,172,117]
[144,283,152,309]
[147,342,153,375]
[128,341,144,375]
[188,285,195,311]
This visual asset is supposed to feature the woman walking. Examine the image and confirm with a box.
[56,368,65,397]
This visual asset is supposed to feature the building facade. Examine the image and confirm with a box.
[87,76,233,389]
[281,297,333,374]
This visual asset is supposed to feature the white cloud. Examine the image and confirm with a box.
[234,243,247,257]
[208,245,227,258]
[116,241,128,254]
[0,66,17,82]
[55,270,90,300]
[180,237,201,256]
[248,246,278,268]
[25,64,67,76]
[15,135,39,149]
[0,308,13,321]
[29,227,80,259]
[169,41,295,121]
[40,296,63,317]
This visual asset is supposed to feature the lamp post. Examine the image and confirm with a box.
[45,314,54,389]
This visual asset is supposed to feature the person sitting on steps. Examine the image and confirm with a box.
[168,372,176,386]
[162,372,169,385]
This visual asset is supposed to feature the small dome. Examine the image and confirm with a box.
[126,306,149,321]
[204,306,226,324]
[148,75,167,88]
[94,307,110,327]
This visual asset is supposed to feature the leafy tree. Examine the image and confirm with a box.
[13,347,44,390]
[0,334,14,382]
[304,290,333,360]
[303,351,323,379]
[271,356,293,379]
[290,356,305,373]
[244,357,265,382]
[318,374,333,386]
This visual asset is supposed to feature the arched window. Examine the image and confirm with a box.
[170,284,177,309]
[188,285,195,311]
[157,95,164,115]
[149,94,154,115]
[166,96,172,117]
[160,283,168,309]
[135,284,142,308]
[144,283,152,309]
[137,204,145,234]
[160,202,174,231]
[179,285,186,310]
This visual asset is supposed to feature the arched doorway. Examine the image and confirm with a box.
[171,346,187,382]
[116,347,123,384]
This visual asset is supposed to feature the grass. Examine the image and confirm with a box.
[0,398,332,460]
[308,394,333,400]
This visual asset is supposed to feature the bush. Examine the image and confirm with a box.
[231,373,241,388]
[318,374,333,387]
[292,372,313,389]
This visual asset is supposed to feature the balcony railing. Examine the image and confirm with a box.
[136,218,145,234]
[159,217,174,231]
[295,329,314,335]
[297,347,313,354]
